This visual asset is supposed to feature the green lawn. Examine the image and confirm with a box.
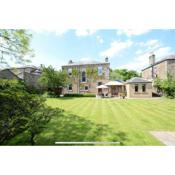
[43,97,175,146]
[8,97,175,145]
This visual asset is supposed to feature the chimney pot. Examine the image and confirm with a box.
[105,57,109,62]
[149,53,155,65]
[68,60,73,64]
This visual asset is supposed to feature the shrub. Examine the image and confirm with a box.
[0,79,61,145]
[154,74,175,98]
[63,93,96,97]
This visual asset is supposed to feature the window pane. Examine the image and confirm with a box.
[68,68,72,76]
[135,84,138,92]
[68,84,72,90]
[98,66,103,76]
[82,71,86,82]
[142,84,146,92]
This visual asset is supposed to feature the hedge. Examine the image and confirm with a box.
[63,93,96,97]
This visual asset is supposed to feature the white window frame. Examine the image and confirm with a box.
[68,84,73,91]
[134,84,139,93]
[142,84,146,92]
[68,68,72,76]
[81,70,86,82]
[98,66,103,76]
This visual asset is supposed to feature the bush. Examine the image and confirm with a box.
[154,74,175,98]
[0,79,60,145]
[63,93,96,97]
[0,79,26,91]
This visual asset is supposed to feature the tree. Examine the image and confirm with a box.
[0,29,34,67]
[0,79,61,145]
[154,74,175,98]
[39,65,69,95]
[24,101,60,145]
[110,69,140,81]
[70,68,79,93]
[86,67,98,89]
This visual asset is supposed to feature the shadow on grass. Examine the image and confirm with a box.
[35,112,128,146]
[6,112,128,146]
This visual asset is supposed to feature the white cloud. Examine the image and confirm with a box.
[154,47,172,60]
[100,40,133,57]
[75,29,97,36]
[54,29,69,36]
[138,39,161,50]
[97,35,104,44]
[79,57,94,62]
[135,39,162,57]
[117,46,172,71]
[28,52,67,70]
[32,29,68,36]
[117,29,150,37]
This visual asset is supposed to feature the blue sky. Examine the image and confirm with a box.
[29,29,175,72]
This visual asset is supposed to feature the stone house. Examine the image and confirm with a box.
[0,66,41,88]
[142,54,175,80]
[125,77,152,98]
[62,58,110,94]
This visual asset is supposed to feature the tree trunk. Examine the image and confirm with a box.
[30,132,35,145]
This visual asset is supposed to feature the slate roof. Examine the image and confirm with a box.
[62,60,109,67]
[0,65,41,80]
[142,55,175,71]
[126,77,152,84]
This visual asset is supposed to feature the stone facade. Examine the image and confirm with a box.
[0,66,41,88]
[62,59,110,94]
[126,82,152,98]
[142,55,175,80]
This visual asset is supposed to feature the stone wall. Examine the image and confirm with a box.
[167,59,175,79]
[63,63,110,94]
[126,83,152,98]
[142,61,167,80]
[24,72,41,89]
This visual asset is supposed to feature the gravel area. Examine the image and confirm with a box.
[150,131,175,146]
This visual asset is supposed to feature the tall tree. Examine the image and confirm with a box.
[0,29,34,67]
[110,69,140,81]
[71,68,80,93]
[39,65,69,95]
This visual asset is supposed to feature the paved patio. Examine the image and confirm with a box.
[150,131,175,146]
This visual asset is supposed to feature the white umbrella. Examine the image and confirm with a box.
[105,81,124,86]
[96,85,109,89]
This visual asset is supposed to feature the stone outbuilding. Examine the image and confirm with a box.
[125,77,152,98]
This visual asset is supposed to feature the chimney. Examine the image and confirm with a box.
[149,53,155,65]
[68,60,73,64]
[105,57,109,62]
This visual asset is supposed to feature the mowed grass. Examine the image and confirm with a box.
[43,97,175,145]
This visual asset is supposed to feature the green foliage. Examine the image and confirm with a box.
[0,79,26,91]
[154,74,175,98]
[64,93,96,97]
[39,65,69,95]
[71,68,79,82]
[110,69,140,81]
[86,67,98,82]
[0,29,34,66]
[0,79,60,145]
